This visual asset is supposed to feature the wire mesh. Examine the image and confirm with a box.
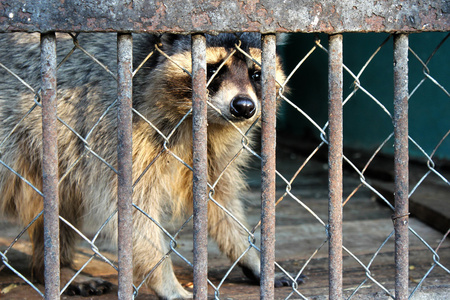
[0,30,448,300]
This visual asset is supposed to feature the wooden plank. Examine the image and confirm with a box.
[373,180,450,234]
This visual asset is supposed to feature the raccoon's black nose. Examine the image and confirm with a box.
[230,97,256,119]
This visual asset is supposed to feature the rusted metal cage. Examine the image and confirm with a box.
[0,1,449,299]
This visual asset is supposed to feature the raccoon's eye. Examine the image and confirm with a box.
[251,70,261,82]
[207,65,218,78]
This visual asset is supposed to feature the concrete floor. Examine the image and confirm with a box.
[1,147,449,299]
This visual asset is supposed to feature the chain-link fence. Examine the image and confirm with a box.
[0,1,449,300]
[273,32,450,299]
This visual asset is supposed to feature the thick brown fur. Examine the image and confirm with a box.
[0,32,287,299]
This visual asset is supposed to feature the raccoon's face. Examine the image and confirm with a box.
[204,46,263,125]
[150,33,286,128]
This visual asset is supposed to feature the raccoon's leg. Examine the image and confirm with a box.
[27,214,76,283]
[28,216,45,282]
[207,197,305,288]
[132,212,192,300]
[206,196,261,281]
[12,181,47,283]
[29,217,112,296]
[58,191,112,296]
[26,191,111,296]
[28,217,74,282]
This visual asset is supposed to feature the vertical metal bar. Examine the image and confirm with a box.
[260,33,277,300]
[117,33,133,300]
[40,32,60,300]
[191,33,208,299]
[393,33,409,300]
[328,34,343,300]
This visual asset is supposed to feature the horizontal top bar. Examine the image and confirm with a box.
[1,0,449,33]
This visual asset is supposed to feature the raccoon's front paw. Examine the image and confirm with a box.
[157,288,193,300]
[241,266,306,287]
[64,277,112,296]
[274,272,306,288]
[60,268,112,296]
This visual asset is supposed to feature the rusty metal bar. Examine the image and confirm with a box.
[260,33,277,300]
[2,0,449,34]
[40,32,60,300]
[117,33,133,300]
[393,33,409,300]
[191,33,208,299]
[327,33,343,300]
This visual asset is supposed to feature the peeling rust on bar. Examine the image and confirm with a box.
[1,0,448,33]
[260,33,277,300]
[328,34,343,300]
[191,33,208,300]
[117,33,133,300]
[40,32,60,299]
[393,33,409,300]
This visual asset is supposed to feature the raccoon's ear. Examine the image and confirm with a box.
[276,33,289,46]
[159,34,181,48]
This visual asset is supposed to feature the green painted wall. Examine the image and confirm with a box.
[279,32,449,160]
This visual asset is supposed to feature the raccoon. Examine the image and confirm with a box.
[0,32,295,299]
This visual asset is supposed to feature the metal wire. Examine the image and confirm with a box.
[0,30,448,300]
